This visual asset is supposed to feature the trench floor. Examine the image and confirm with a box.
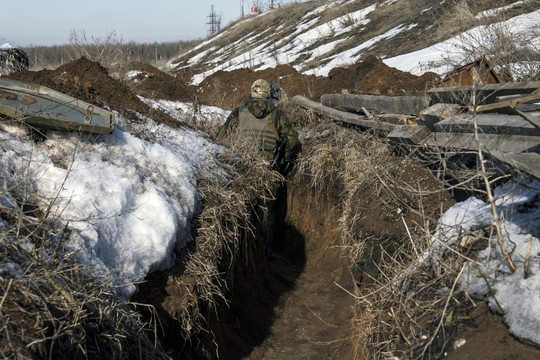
[244,229,357,360]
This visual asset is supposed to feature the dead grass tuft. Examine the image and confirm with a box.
[159,126,284,356]
[288,103,474,359]
[0,197,169,359]
[430,0,540,81]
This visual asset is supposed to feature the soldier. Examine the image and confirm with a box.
[220,79,299,174]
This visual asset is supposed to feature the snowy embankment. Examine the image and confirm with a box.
[0,101,229,299]
[168,3,540,84]
[431,176,540,346]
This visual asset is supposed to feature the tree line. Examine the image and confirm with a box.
[21,39,200,70]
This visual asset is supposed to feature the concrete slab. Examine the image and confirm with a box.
[321,93,430,116]
[489,151,540,180]
[435,114,540,136]
[424,132,540,154]
[419,103,463,130]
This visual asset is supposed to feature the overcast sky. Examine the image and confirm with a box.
[1,0,281,47]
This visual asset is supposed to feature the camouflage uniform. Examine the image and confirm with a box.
[221,79,300,171]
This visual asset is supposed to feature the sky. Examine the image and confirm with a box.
[0,0,279,46]
[1,0,540,350]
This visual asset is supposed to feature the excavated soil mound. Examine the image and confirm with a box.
[194,64,320,110]
[128,63,196,102]
[326,55,440,95]
[194,55,440,110]
[5,57,180,128]
[7,55,438,116]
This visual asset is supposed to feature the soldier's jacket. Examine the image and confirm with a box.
[221,98,300,163]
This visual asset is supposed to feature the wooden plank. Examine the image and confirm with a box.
[429,81,540,94]
[514,109,540,130]
[321,93,430,116]
[469,89,540,113]
[428,81,540,106]
[434,114,539,136]
[516,103,540,112]
[291,96,540,173]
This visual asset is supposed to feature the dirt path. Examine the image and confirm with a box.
[244,184,357,360]
[246,254,356,359]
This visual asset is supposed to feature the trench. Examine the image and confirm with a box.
[239,182,357,360]
[134,179,358,359]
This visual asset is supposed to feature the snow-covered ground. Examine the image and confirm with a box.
[431,176,540,346]
[168,1,540,83]
[0,104,229,299]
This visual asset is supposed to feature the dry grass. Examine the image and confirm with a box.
[0,196,169,359]
[287,104,477,359]
[429,0,540,81]
[158,127,284,356]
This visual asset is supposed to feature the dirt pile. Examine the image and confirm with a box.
[6,55,440,115]
[128,63,196,102]
[5,57,180,127]
[326,55,440,95]
[194,64,318,110]
[192,55,440,110]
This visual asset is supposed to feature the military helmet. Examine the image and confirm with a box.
[250,79,271,99]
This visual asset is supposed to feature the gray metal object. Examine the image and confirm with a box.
[0,78,115,134]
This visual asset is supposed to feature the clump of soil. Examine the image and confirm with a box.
[194,64,319,110]
[326,55,440,95]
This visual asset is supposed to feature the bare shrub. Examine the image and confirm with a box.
[68,29,126,68]
[0,184,169,359]
[430,0,540,81]
[23,40,199,71]
[159,128,284,356]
